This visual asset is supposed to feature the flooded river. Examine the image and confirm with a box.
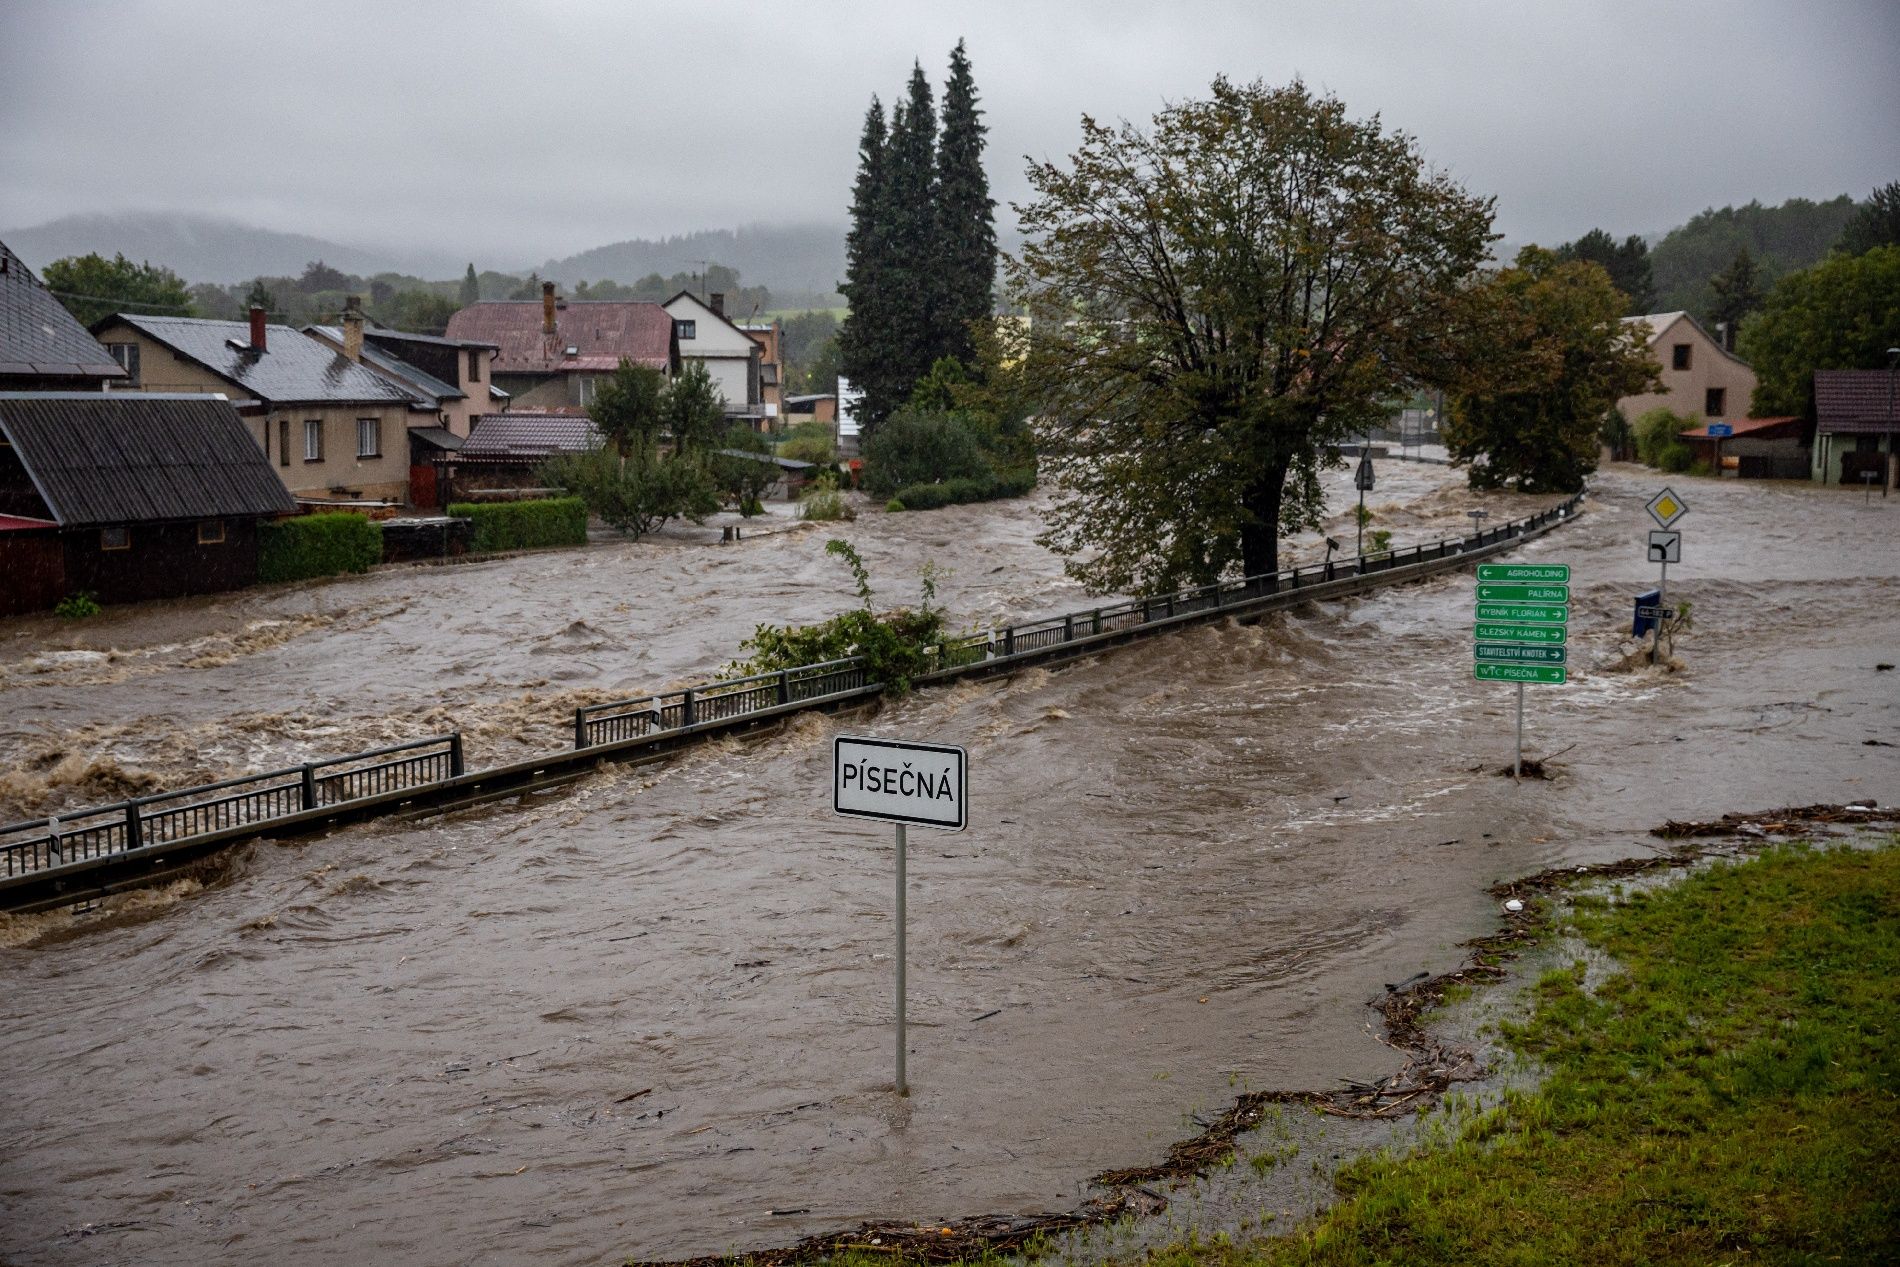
[3,464,1895,1265]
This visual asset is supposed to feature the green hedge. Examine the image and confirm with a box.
[258,512,383,584]
[887,468,1036,512]
[447,497,589,552]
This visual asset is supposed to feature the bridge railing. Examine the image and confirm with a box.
[2,493,1580,893]
[0,734,462,880]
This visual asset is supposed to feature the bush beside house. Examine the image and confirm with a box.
[258,513,383,583]
[447,497,589,552]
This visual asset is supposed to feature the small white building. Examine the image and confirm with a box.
[662,291,763,426]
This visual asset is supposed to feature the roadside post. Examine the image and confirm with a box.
[833,735,968,1097]
[1474,563,1570,778]
[1354,452,1375,557]
[1644,487,1688,664]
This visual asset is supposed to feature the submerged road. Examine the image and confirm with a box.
[2,466,1894,1265]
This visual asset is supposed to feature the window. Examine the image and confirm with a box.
[304,419,324,462]
[1672,343,1692,370]
[197,520,225,545]
[279,419,290,467]
[1704,387,1726,417]
[466,349,482,382]
[675,319,696,340]
[100,526,129,551]
[356,417,381,458]
[105,342,140,385]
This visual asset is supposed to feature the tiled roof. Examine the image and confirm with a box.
[1622,310,1752,367]
[0,392,298,527]
[1814,370,1900,427]
[1678,416,1802,438]
[0,239,126,381]
[460,411,604,462]
[444,301,674,376]
[105,315,415,407]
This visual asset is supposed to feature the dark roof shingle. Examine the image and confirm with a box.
[0,240,126,381]
[1815,370,1900,429]
[460,411,603,461]
[103,315,415,406]
[0,392,298,526]
[444,301,675,376]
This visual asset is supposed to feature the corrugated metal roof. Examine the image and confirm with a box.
[0,392,299,527]
[104,315,416,407]
[0,239,127,381]
[408,426,464,452]
[1815,370,1900,428]
[460,411,604,461]
[444,301,675,376]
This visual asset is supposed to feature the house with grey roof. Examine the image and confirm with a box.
[0,239,126,391]
[92,307,420,505]
[0,393,297,615]
[1813,368,1900,488]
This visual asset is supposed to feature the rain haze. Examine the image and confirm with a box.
[3,0,1897,268]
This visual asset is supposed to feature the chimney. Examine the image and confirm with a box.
[248,305,267,352]
[542,281,557,336]
[342,295,364,362]
[709,292,725,318]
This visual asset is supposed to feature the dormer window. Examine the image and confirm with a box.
[564,345,579,358]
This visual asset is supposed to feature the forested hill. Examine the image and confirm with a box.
[538,224,846,301]
[1649,195,1858,315]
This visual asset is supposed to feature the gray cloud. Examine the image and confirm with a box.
[3,0,1896,264]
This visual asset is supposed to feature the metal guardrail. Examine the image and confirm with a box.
[574,496,1581,748]
[2,495,1581,911]
[0,736,462,880]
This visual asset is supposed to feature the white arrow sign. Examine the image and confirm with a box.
[1647,529,1681,563]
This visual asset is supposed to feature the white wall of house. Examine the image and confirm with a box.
[1617,312,1758,424]
[663,293,759,407]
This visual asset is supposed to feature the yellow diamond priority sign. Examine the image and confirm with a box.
[1646,486,1688,529]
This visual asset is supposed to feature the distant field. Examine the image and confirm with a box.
[762,306,847,322]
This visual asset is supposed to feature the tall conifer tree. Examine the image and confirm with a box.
[873,62,940,428]
[839,98,893,426]
[934,40,995,364]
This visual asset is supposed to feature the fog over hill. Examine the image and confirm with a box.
[0,212,469,283]
[537,224,846,297]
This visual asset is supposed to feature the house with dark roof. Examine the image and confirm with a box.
[439,410,605,501]
[662,291,764,427]
[0,239,126,391]
[92,308,419,505]
[1813,368,1900,488]
[443,282,678,412]
[0,393,297,615]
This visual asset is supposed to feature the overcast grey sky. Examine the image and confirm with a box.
[3,0,1896,261]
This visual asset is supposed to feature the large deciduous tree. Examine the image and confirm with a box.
[1009,78,1495,593]
[1440,248,1659,492]
[41,253,193,326]
[1739,244,1900,418]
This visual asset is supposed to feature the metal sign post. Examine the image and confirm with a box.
[1473,563,1570,779]
[1645,489,1689,664]
[1355,454,1374,556]
[833,735,968,1097]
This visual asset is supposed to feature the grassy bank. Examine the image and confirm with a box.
[1150,839,1898,1266]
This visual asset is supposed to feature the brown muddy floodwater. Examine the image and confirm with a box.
[2,465,1895,1265]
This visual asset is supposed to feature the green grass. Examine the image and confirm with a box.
[1147,839,1899,1266]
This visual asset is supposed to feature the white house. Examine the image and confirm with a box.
[662,291,763,426]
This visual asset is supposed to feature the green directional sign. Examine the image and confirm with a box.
[1475,602,1569,624]
[1475,642,1566,664]
[1475,621,1566,645]
[1475,582,1570,603]
[1477,563,1570,583]
[1474,662,1566,685]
